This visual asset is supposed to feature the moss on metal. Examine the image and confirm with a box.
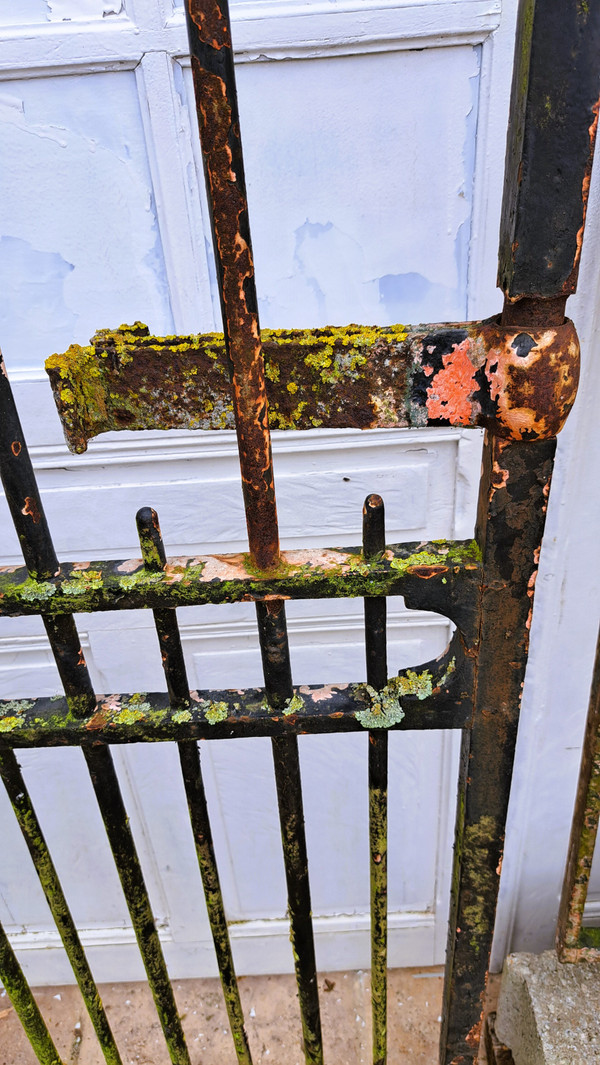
[0,539,481,618]
[45,318,579,453]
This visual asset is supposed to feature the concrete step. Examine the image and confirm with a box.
[495,951,600,1064]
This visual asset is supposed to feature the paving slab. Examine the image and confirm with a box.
[0,966,443,1065]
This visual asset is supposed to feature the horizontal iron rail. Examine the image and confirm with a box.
[0,539,481,617]
[0,639,469,747]
[45,318,579,452]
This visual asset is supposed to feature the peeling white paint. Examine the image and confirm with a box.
[44,0,124,21]
[0,72,173,369]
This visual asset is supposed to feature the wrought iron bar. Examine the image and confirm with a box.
[136,507,254,1065]
[256,601,324,1065]
[363,495,388,1065]
[182,3,325,1058]
[440,436,556,1065]
[83,744,191,1065]
[0,642,470,746]
[0,748,123,1065]
[183,0,278,572]
[45,318,580,452]
[0,538,483,618]
[0,921,64,1065]
[0,348,95,716]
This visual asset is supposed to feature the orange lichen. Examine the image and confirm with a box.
[426,338,477,425]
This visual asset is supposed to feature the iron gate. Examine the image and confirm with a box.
[0,1,598,1063]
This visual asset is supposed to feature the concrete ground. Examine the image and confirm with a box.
[0,968,446,1065]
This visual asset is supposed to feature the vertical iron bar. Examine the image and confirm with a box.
[556,623,600,958]
[183,0,279,572]
[363,495,388,1065]
[0,349,95,716]
[499,0,600,323]
[182,8,323,1062]
[0,749,123,1065]
[136,508,253,1065]
[0,360,188,1063]
[0,921,64,1065]
[440,436,556,1065]
[256,602,324,1065]
[82,744,191,1065]
[136,508,190,708]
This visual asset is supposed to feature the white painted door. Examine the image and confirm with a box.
[0,0,544,984]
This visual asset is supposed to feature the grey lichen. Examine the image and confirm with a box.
[354,669,435,729]
[19,579,56,602]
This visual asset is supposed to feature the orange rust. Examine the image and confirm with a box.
[481,318,580,439]
[190,57,279,571]
[11,441,21,456]
[21,496,41,524]
[187,0,230,49]
[407,565,449,578]
[465,1019,482,1049]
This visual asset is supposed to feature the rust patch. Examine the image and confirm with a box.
[190,57,278,570]
[21,497,41,524]
[11,441,21,456]
[480,318,580,439]
[186,0,230,49]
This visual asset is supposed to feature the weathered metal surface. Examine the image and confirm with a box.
[137,506,254,1065]
[183,0,278,570]
[0,638,469,747]
[0,539,481,617]
[498,0,600,305]
[0,919,64,1065]
[0,748,123,1065]
[556,624,600,963]
[1,347,59,581]
[271,734,324,1065]
[253,598,324,1064]
[364,496,389,1065]
[0,350,96,717]
[441,435,556,1065]
[84,744,192,1065]
[46,318,580,450]
[179,741,254,1064]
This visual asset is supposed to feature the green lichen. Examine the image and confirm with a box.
[19,579,56,602]
[61,570,103,596]
[203,701,228,725]
[462,815,497,953]
[283,693,305,717]
[0,700,35,732]
[172,708,192,724]
[118,571,164,592]
[113,705,147,724]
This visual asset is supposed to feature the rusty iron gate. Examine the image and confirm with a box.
[0,2,598,1063]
